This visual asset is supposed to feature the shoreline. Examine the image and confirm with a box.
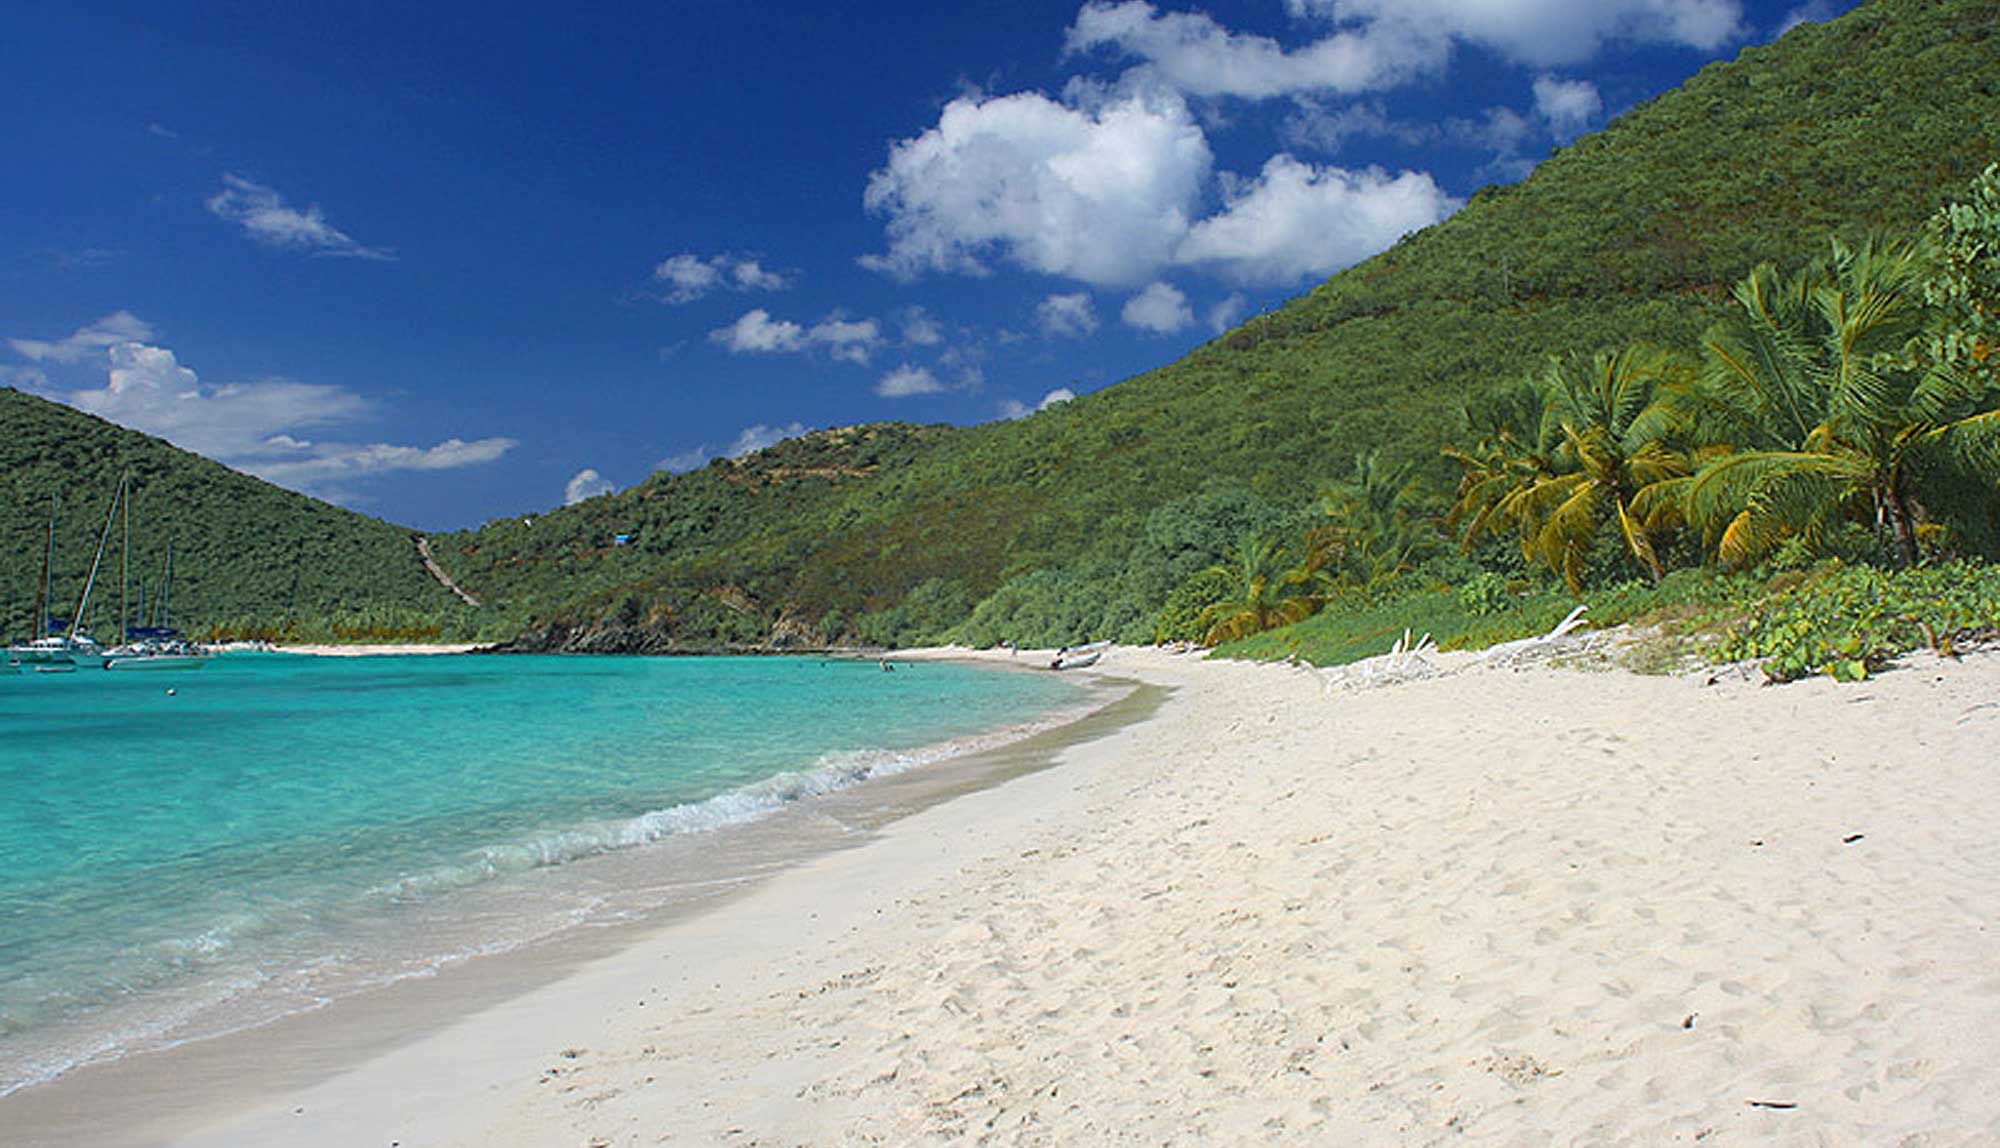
[0,653,1148,1147]
[265,642,485,656]
[14,644,2000,1145]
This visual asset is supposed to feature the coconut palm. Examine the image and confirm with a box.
[1194,534,1321,645]
[1458,347,1694,591]
[1445,377,1554,551]
[1310,449,1439,590]
[1684,236,2000,568]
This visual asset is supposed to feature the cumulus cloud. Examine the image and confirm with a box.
[1175,156,1458,285]
[1532,74,1603,141]
[1207,292,1250,332]
[709,310,883,364]
[651,252,792,304]
[1284,0,1744,69]
[658,444,715,473]
[1066,1,1442,99]
[1122,281,1194,333]
[862,88,1212,287]
[565,468,615,505]
[999,387,1078,420]
[876,364,947,398]
[1036,292,1100,337]
[10,323,510,497]
[9,311,155,363]
[729,421,809,456]
[1444,106,1541,181]
[864,85,1454,289]
[657,420,816,473]
[709,309,805,354]
[899,306,945,346]
[809,316,883,365]
[1776,0,1846,36]
[206,174,394,260]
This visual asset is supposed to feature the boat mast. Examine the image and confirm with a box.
[37,494,56,639]
[161,539,173,630]
[69,475,125,640]
[120,475,130,640]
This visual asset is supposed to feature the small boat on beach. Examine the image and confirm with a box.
[1050,640,1110,670]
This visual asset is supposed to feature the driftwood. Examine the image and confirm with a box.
[1477,604,1593,667]
[1320,628,1441,693]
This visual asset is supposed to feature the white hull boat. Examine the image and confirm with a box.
[1050,640,1110,670]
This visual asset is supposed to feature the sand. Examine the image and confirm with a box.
[21,644,2000,1146]
[268,642,484,656]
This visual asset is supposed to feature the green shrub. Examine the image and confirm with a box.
[1713,561,2000,681]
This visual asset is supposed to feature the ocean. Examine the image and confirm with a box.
[0,651,1089,1096]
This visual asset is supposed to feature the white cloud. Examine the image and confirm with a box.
[1036,292,1100,337]
[729,422,808,456]
[999,387,1078,420]
[864,79,1459,291]
[899,306,945,346]
[206,174,394,260]
[656,422,813,474]
[651,252,792,304]
[1122,281,1194,333]
[808,316,883,365]
[13,330,510,497]
[9,311,155,363]
[1776,1,1844,36]
[1449,106,1535,156]
[709,309,803,353]
[251,436,516,489]
[1207,292,1250,332]
[1066,1,1442,100]
[658,444,714,473]
[1285,0,1744,69]
[709,309,882,363]
[565,468,615,505]
[876,364,946,398]
[1282,98,1435,154]
[862,88,1212,287]
[1175,155,1457,285]
[1444,106,1540,181]
[1532,74,1603,141]
[2,365,50,389]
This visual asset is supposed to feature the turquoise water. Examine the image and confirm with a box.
[0,653,1085,1094]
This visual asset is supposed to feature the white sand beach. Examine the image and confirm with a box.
[268,642,484,656]
[22,644,2000,1147]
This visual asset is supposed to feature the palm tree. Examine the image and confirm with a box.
[1445,377,1554,553]
[1457,347,1694,591]
[1194,534,1321,645]
[1684,236,2000,568]
[1310,449,1438,590]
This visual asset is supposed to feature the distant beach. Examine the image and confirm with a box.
[9,643,1998,1146]
[268,642,484,656]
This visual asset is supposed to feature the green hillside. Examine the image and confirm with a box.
[431,0,2000,651]
[0,388,475,643]
[8,0,1993,653]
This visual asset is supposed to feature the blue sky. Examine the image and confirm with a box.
[1,0,1854,530]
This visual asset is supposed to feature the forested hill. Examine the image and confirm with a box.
[9,0,1996,650]
[432,0,2000,652]
[0,388,471,642]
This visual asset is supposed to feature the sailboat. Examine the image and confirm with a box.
[6,494,80,670]
[100,476,208,671]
